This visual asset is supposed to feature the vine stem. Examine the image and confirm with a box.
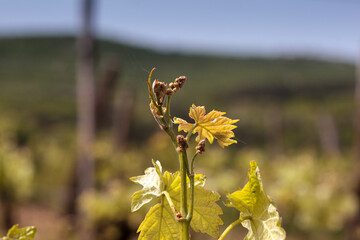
[161,120,191,240]
[186,173,194,222]
[178,150,190,237]
[164,121,190,240]
[163,191,178,217]
[186,153,198,221]
[166,95,172,127]
[218,216,251,240]
[186,124,197,141]
[147,69,191,240]
[190,153,198,174]
[160,111,190,240]
[181,220,190,240]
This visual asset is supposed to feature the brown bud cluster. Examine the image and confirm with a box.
[176,135,188,152]
[169,82,177,91]
[168,76,187,93]
[196,140,206,154]
[175,76,186,88]
[165,88,174,96]
[151,75,187,104]
[152,79,167,104]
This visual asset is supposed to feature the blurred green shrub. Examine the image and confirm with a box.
[267,152,356,233]
[0,118,34,202]
[0,144,33,200]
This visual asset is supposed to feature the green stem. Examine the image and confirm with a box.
[166,95,172,127]
[179,151,188,217]
[186,173,194,222]
[178,150,190,240]
[190,153,198,174]
[155,101,177,145]
[186,153,198,221]
[165,126,177,148]
[163,191,178,217]
[181,221,190,240]
[157,105,168,124]
[186,124,197,142]
[218,216,252,240]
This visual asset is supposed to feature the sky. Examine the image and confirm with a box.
[0,0,359,61]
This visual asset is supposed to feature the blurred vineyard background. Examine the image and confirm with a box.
[0,36,357,240]
[1,1,360,240]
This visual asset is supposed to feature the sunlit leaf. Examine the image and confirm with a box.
[137,201,179,240]
[226,161,286,240]
[190,187,223,238]
[165,171,224,238]
[1,225,37,240]
[130,160,163,212]
[174,104,239,147]
[226,161,260,215]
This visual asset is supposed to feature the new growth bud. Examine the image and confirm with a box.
[196,140,206,154]
[169,76,187,93]
[152,79,167,104]
[166,88,174,96]
[169,82,176,90]
[171,82,180,93]
[176,135,188,152]
[175,76,186,88]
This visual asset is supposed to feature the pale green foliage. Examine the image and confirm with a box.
[131,161,179,240]
[226,161,286,240]
[130,161,224,239]
[1,225,37,240]
[267,152,356,232]
[79,180,131,223]
[130,160,163,212]
[174,104,239,147]
[165,172,224,238]
[191,187,224,237]
[137,202,179,240]
[0,144,33,199]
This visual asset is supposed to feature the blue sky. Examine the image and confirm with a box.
[0,0,359,61]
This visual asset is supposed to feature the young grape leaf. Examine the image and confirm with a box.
[226,161,286,240]
[137,201,179,240]
[190,187,224,238]
[226,161,260,215]
[1,225,37,240]
[162,171,206,190]
[165,171,224,238]
[130,160,163,212]
[173,104,239,147]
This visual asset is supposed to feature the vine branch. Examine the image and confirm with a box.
[218,216,252,240]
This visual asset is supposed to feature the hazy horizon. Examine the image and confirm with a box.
[1,0,359,62]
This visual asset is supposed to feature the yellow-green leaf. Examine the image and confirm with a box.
[226,161,260,215]
[165,171,224,238]
[1,225,37,240]
[130,160,163,212]
[226,161,286,240]
[137,201,179,240]
[190,187,223,238]
[174,104,239,147]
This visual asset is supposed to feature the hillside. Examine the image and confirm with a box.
[0,36,356,148]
